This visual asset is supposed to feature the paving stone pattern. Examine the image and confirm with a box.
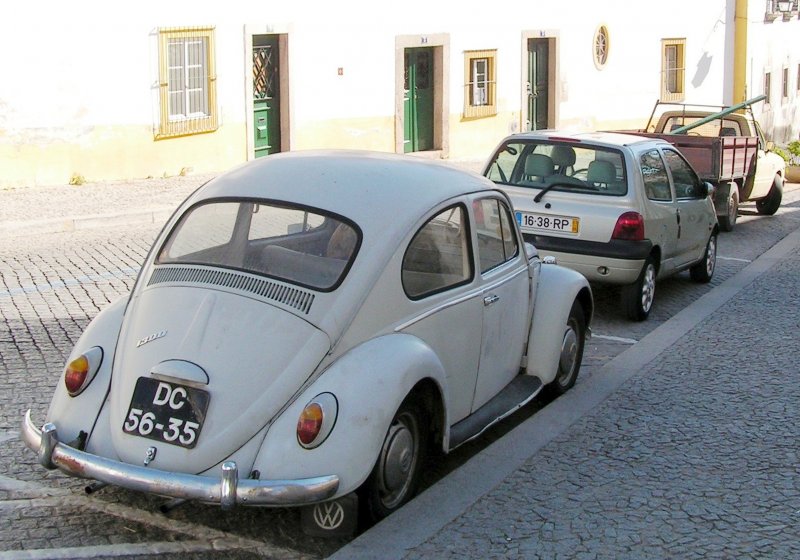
[0,175,798,558]
[406,247,800,559]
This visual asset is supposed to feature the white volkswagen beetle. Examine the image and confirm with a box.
[21,151,592,535]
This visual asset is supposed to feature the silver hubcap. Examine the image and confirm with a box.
[706,236,717,276]
[558,322,579,385]
[377,412,418,509]
[641,264,656,313]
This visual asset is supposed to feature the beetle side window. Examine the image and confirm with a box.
[640,150,672,201]
[663,148,704,199]
[473,198,519,273]
[402,205,472,299]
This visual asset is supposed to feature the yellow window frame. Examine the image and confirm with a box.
[463,49,497,119]
[661,38,686,102]
[156,26,218,140]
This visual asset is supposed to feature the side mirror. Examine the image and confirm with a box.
[704,181,715,198]
[766,141,775,152]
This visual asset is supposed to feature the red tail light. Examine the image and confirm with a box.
[63,347,104,397]
[612,212,645,241]
[296,393,338,449]
[64,356,89,395]
[297,403,324,446]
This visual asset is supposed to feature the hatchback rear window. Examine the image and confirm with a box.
[157,200,360,291]
[486,141,627,196]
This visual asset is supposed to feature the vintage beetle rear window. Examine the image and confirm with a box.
[157,200,360,290]
[486,141,628,196]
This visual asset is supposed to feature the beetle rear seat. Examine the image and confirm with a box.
[260,245,347,286]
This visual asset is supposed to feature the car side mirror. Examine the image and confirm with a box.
[766,141,775,152]
[704,181,715,198]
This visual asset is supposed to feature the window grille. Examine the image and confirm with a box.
[594,25,610,69]
[156,27,218,139]
[661,39,686,102]
[463,50,497,119]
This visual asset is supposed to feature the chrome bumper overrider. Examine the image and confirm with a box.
[21,410,339,509]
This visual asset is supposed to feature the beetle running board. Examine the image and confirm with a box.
[448,375,543,450]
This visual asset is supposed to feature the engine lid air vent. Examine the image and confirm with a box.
[147,266,315,314]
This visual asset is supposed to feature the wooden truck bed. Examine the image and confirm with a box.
[622,132,758,184]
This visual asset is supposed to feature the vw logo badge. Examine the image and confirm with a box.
[313,501,345,531]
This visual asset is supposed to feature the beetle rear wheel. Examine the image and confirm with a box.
[360,398,428,523]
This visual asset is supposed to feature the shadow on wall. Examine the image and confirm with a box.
[691,51,713,88]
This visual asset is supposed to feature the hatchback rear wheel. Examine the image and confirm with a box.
[622,257,656,321]
[690,233,717,283]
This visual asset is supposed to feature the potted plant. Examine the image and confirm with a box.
[776,140,800,183]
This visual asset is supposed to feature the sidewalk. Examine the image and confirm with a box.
[333,226,800,558]
[0,173,216,238]
[0,159,486,239]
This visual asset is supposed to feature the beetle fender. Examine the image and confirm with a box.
[525,264,591,384]
[44,296,128,447]
[251,333,447,498]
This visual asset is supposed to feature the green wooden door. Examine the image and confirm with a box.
[403,48,434,153]
[253,36,280,157]
[527,39,549,131]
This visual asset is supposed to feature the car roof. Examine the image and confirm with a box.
[193,150,494,231]
[502,130,662,149]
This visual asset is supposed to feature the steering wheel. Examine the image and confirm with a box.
[571,168,589,181]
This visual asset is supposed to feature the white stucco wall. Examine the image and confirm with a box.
[1,0,797,186]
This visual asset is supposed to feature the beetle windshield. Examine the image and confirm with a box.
[485,141,628,196]
[156,200,360,291]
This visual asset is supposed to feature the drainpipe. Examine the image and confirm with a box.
[733,0,748,106]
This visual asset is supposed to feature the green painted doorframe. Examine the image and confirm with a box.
[253,35,280,158]
[403,47,434,153]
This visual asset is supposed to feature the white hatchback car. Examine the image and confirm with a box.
[22,151,592,536]
[484,131,719,320]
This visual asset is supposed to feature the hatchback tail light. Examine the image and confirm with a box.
[612,212,645,241]
[64,347,104,396]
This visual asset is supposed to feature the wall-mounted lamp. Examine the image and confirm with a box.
[776,0,792,12]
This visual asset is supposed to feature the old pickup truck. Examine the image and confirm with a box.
[619,96,785,231]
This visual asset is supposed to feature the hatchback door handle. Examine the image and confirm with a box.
[484,295,500,306]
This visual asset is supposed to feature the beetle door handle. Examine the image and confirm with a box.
[484,294,500,306]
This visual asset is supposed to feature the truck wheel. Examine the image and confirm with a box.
[359,397,428,524]
[622,257,656,321]
[756,175,783,215]
[546,300,586,396]
[690,233,717,283]
[718,189,738,232]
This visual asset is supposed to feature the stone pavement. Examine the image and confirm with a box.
[335,224,800,558]
[2,169,799,558]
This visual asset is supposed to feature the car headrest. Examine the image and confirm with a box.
[525,154,554,178]
[719,127,737,137]
[551,145,576,167]
[587,160,616,184]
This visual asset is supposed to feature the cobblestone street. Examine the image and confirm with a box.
[1,175,799,558]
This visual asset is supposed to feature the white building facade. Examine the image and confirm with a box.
[1,0,798,187]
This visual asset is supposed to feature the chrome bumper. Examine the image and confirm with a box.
[21,410,339,509]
